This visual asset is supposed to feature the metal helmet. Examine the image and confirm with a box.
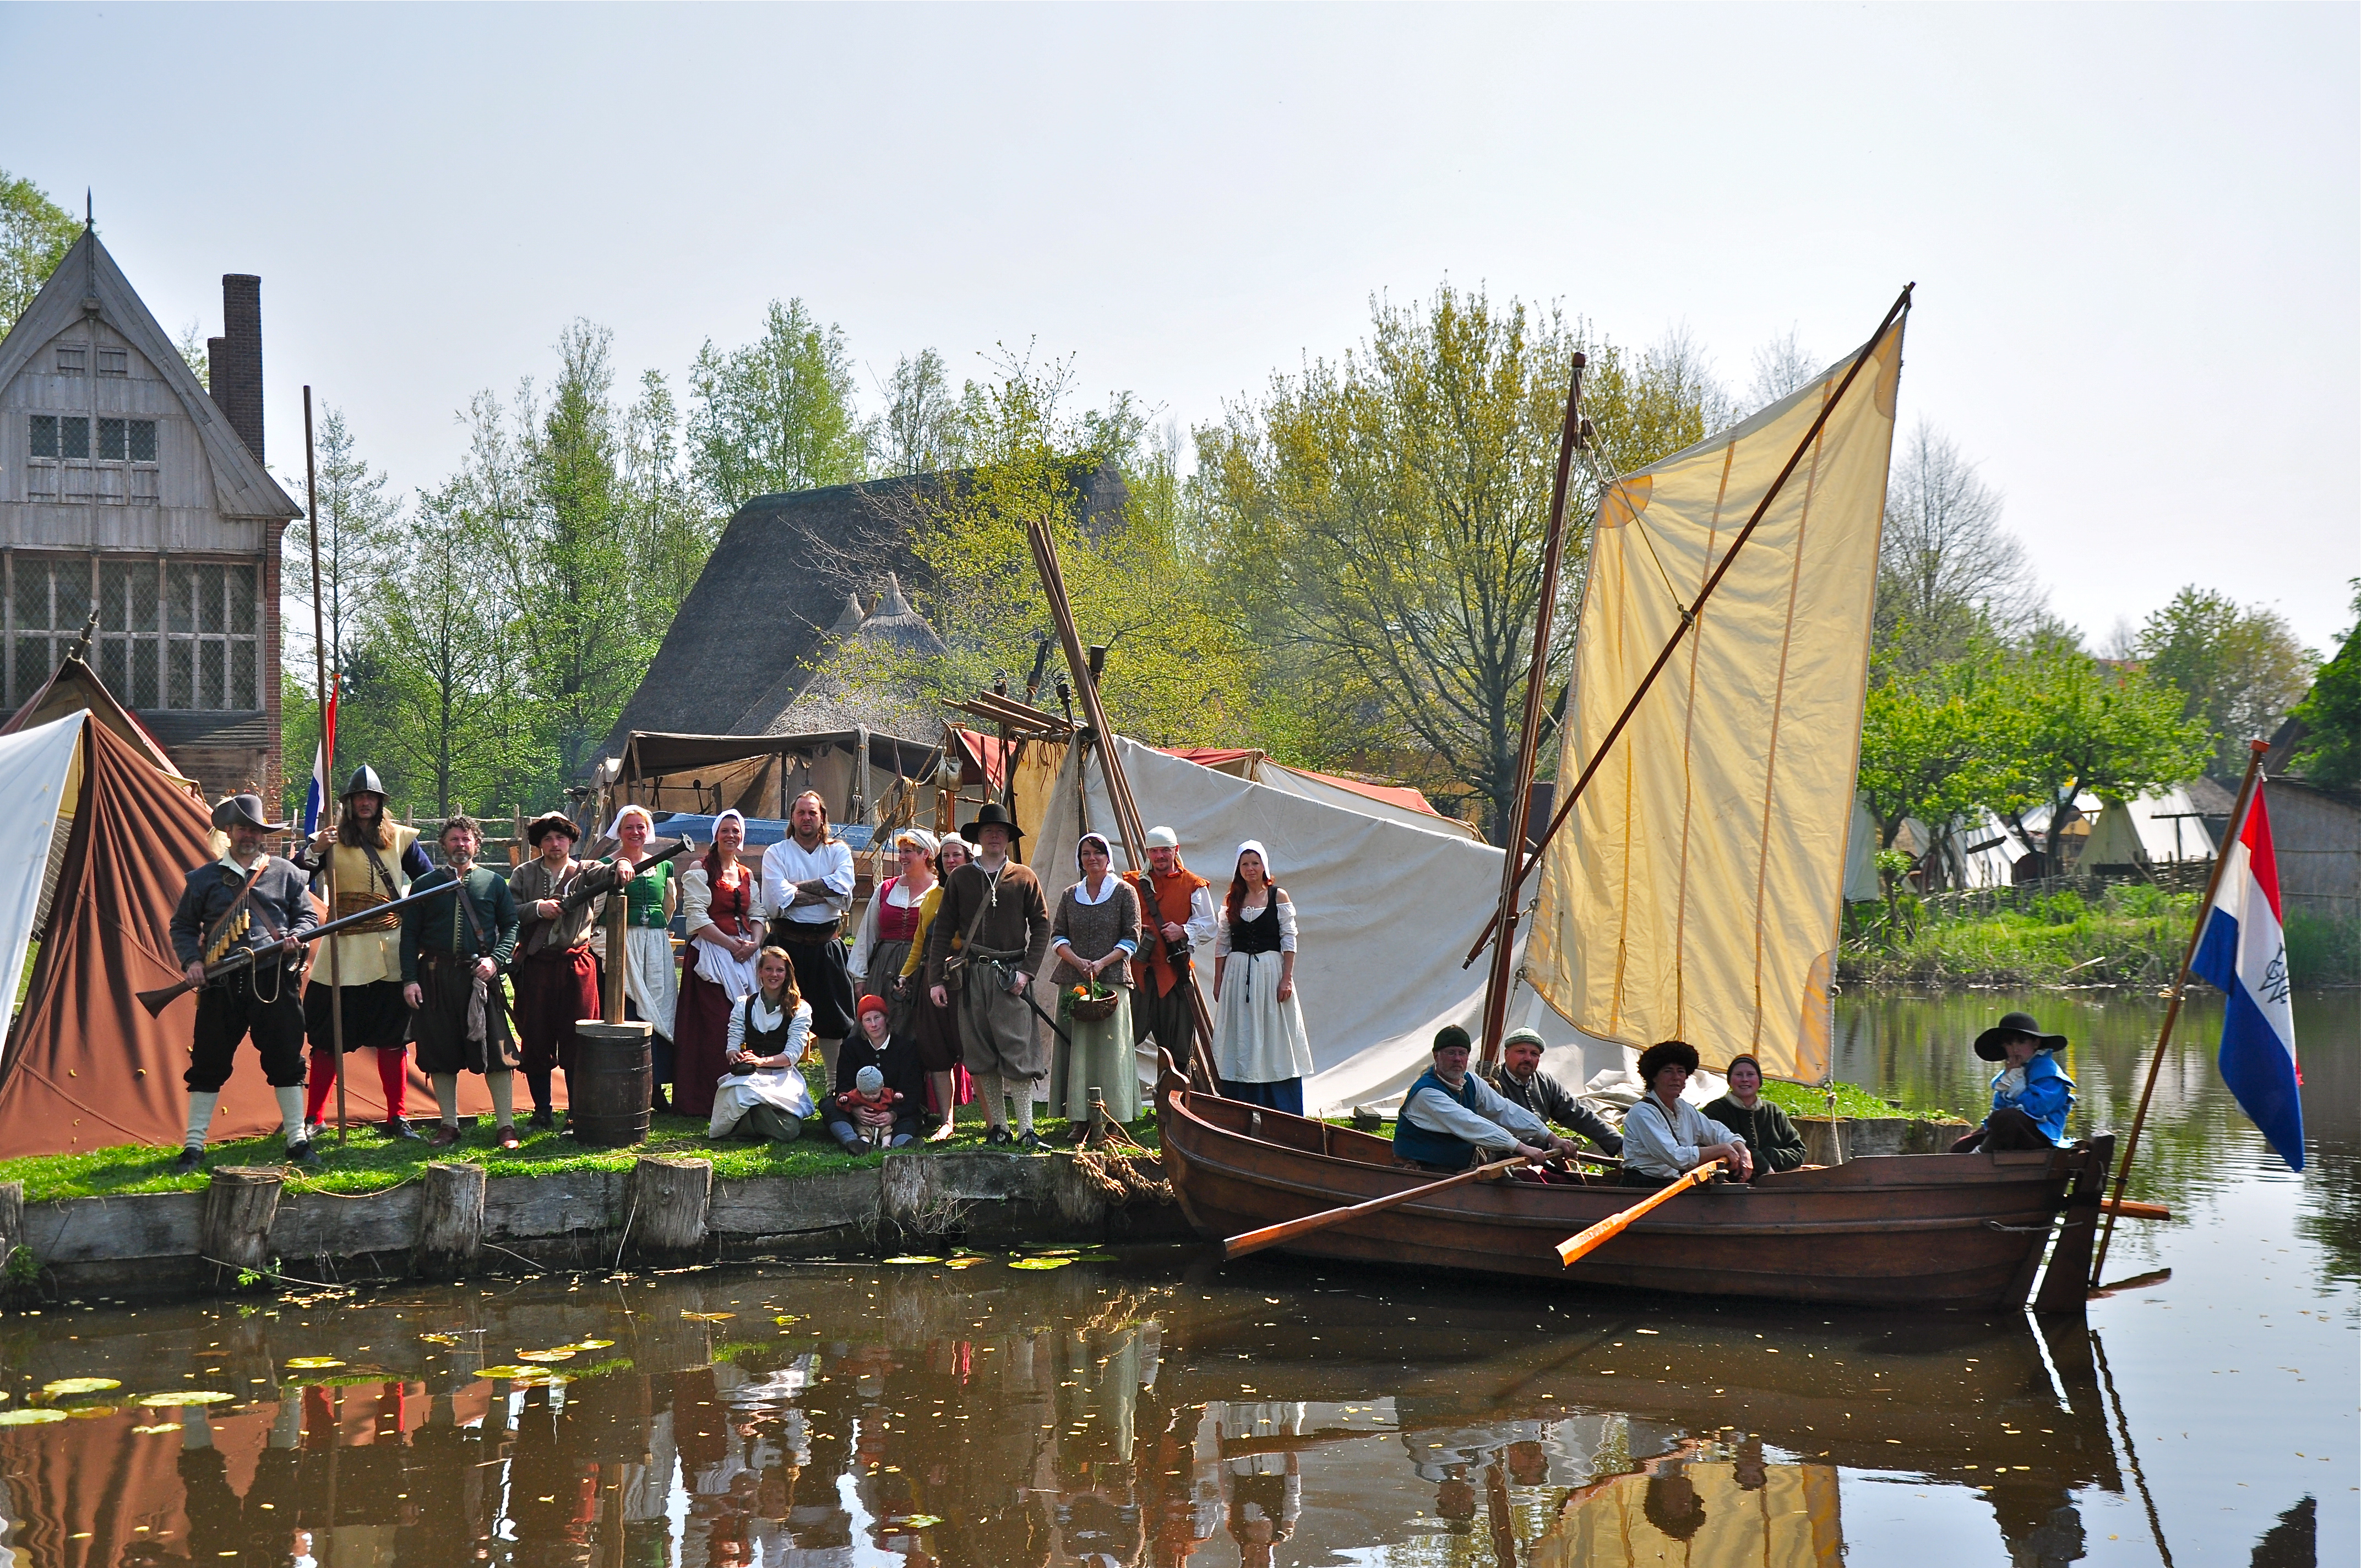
[341,765,387,799]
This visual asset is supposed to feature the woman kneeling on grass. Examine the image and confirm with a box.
[708,948,815,1145]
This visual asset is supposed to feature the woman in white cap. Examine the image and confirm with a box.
[850,826,952,1133]
[899,834,973,1139]
[673,807,767,1120]
[1212,840,1314,1115]
[1048,831,1144,1135]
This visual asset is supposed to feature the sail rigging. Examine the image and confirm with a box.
[1527,315,1906,1081]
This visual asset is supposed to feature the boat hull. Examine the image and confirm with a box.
[1156,1071,2092,1311]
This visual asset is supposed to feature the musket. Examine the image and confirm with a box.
[519,837,690,958]
[137,881,468,1017]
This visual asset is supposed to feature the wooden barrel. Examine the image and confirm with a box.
[572,1020,654,1147]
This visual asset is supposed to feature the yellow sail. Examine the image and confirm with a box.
[1527,317,1905,1081]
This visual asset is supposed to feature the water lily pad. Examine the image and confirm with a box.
[67,1406,119,1419]
[943,1257,986,1269]
[680,1311,735,1321]
[419,1333,460,1347]
[904,1514,944,1529]
[884,1255,944,1265]
[0,1409,68,1425]
[772,1315,801,1325]
[41,1377,122,1396]
[1008,1257,1073,1270]
[568,1339,615,1350]
[138,1391,235,1407]
[284,1357,345,1370]
[476,1365,537,1380]
[515,1349,575,1363]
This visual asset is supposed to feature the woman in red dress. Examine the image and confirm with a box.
[672,809,766,1119]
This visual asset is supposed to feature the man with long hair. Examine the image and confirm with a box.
[760,790,857,1082]
[401,815,523,1148]
[293,767,433,1140]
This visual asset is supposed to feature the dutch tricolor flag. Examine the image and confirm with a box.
[2193,784,2304,1169]
[300,678,338,837]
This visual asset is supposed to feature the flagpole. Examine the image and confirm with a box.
[303,388,347,1149]
[2088,738,2268,1288]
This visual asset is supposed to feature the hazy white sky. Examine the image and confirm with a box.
[6,2,2354,649]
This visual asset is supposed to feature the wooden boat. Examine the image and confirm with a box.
[1156,1059,2114,1311]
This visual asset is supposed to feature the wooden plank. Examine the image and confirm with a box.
[269,1184,425,1258]
[710,1171,878,1236]
[483,1171,621,1240]
[21,1193,203,1263]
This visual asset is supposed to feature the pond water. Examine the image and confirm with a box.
[0,993,2349,1567]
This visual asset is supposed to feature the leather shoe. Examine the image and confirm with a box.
[285,1139,319,1167]
[172,1146,203,1175]
[1017,1129,1045,1152]
[529,1107,554,1130]
[494,1125,521,1151]
[984,1126,1013,1146]
[382,1118,425,1141]
[428,1124,463,1149]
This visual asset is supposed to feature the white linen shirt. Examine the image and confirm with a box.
[1621,1093,1745,1179]
[760,837,856,925]
[1214,894,1299,957]
[1401,1071,1553,1158]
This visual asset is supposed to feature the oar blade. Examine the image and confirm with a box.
[1554,1216,1623,1268]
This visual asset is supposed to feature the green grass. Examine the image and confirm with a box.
[0,1110,1161,1205]
[1842,885,2198,989]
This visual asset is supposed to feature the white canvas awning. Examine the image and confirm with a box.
[0,711,86,1027]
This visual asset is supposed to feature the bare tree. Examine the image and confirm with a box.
[1745,326,1820,411]
[873,348,965,476]
[1875,420,2043,673]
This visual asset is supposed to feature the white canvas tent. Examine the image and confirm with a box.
[1034,738,1627,1113]
[0,711,82,1017]
[2082,787,2216,870]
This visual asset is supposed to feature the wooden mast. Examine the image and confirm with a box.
[302,388,347,1146]
[1026,517,1222,1092]
[1476,351,1587,1066]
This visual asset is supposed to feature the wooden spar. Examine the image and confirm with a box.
[302,387,346,1147]
[1025,518,1223,1092]
[2090,738,2267,1287]
[1222,1154,1532,1260]
[1554,1161,1721,1266]
[1476,351,1587,1066]
[1461,282,1916,971]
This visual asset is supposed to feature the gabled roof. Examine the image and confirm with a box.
[1,618,186,782]
[0,229,298,520]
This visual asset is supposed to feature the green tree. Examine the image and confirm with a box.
[1193,286,1724,842]
[621,368,716,639]
[873,347,965,475]
[0,170,79,344]
[2135,585,2318,781]
[284,404,399,686]
[2289,582,2361,787]
[1856,646,2024,902]
[1996,639,2211,873]
[687,298,866,513]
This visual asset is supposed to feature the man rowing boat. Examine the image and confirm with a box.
[1392,1026,1582,1174]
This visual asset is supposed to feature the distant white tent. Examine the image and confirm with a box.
[1035,738,1628,1113]
[2083,787,2216,870]
[1843,795,1883,902]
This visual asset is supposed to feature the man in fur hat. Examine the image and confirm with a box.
[292,765,433,1141]
[508,810,630,1126]
[167,794,322,1170]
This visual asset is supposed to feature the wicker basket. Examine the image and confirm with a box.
[1068,983,1120,1024]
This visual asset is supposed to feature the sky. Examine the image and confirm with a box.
[4,2,2355,651]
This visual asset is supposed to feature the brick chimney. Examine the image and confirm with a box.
[206,274,265,463]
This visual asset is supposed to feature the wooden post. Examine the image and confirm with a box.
[302,388,347,1145]
[601,857,628,1025]
[2037,1134,2114,1314]
[414,1161,486,1278]
[1477,350,1587,1065]
[2090,740,2268,1287]
[0,1179,21,1265]
[627,1155,711,1265]
[202,1167,285,1276]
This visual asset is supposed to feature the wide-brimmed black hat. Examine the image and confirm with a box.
[525,810,581,847]
[1636,1039,1701,1084]
[1974,1011,2068,1061]
[341,765,387,799]
[959,801,1024,843]
[211,793,289,833]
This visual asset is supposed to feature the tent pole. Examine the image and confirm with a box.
[1027,519,1222,1094]
[1476,351,1587,1067]
[303,388,347,1147]
[1462,282,1916,971]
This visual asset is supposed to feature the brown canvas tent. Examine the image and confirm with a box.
[1,709,510,1159]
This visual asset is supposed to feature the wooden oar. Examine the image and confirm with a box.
[1554,1161,1721,1267]
[1223,1155,1532,1261]
[2101,1197,2171,1222]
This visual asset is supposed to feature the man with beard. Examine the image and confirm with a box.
[401,815,522,1148]
[1481,1027,1624,1157]
[923,803,1053,1147]
[293,766,433,1141]
[759,791,857,1082]
[1125,826,1215,1070]
[509,810,629,1127]
[168,793,320,1170]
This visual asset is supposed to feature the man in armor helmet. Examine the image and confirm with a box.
[166,794,321,1170]
[293,766,434,1140]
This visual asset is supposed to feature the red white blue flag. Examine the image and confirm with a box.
[300,678,338,837]
[2193,785,2303,1169]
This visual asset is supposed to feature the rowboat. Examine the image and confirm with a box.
[1155,1057,2115,1311]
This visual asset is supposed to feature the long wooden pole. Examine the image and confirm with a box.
[1222,1154,1531,1260]
[2089,738,2267,1287]
[1462,284,1916,970]
[1554,1160,1721,1267]
[1026,518,1223,1092]
[302,388,347,1147]
[1476,352,1587,1067]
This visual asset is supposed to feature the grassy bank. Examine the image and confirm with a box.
[1839,883,2361,989]
[0,1110,1159,1205]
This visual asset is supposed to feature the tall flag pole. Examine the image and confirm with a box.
[302,388,349,1147]
[2090,739,2296,1285]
